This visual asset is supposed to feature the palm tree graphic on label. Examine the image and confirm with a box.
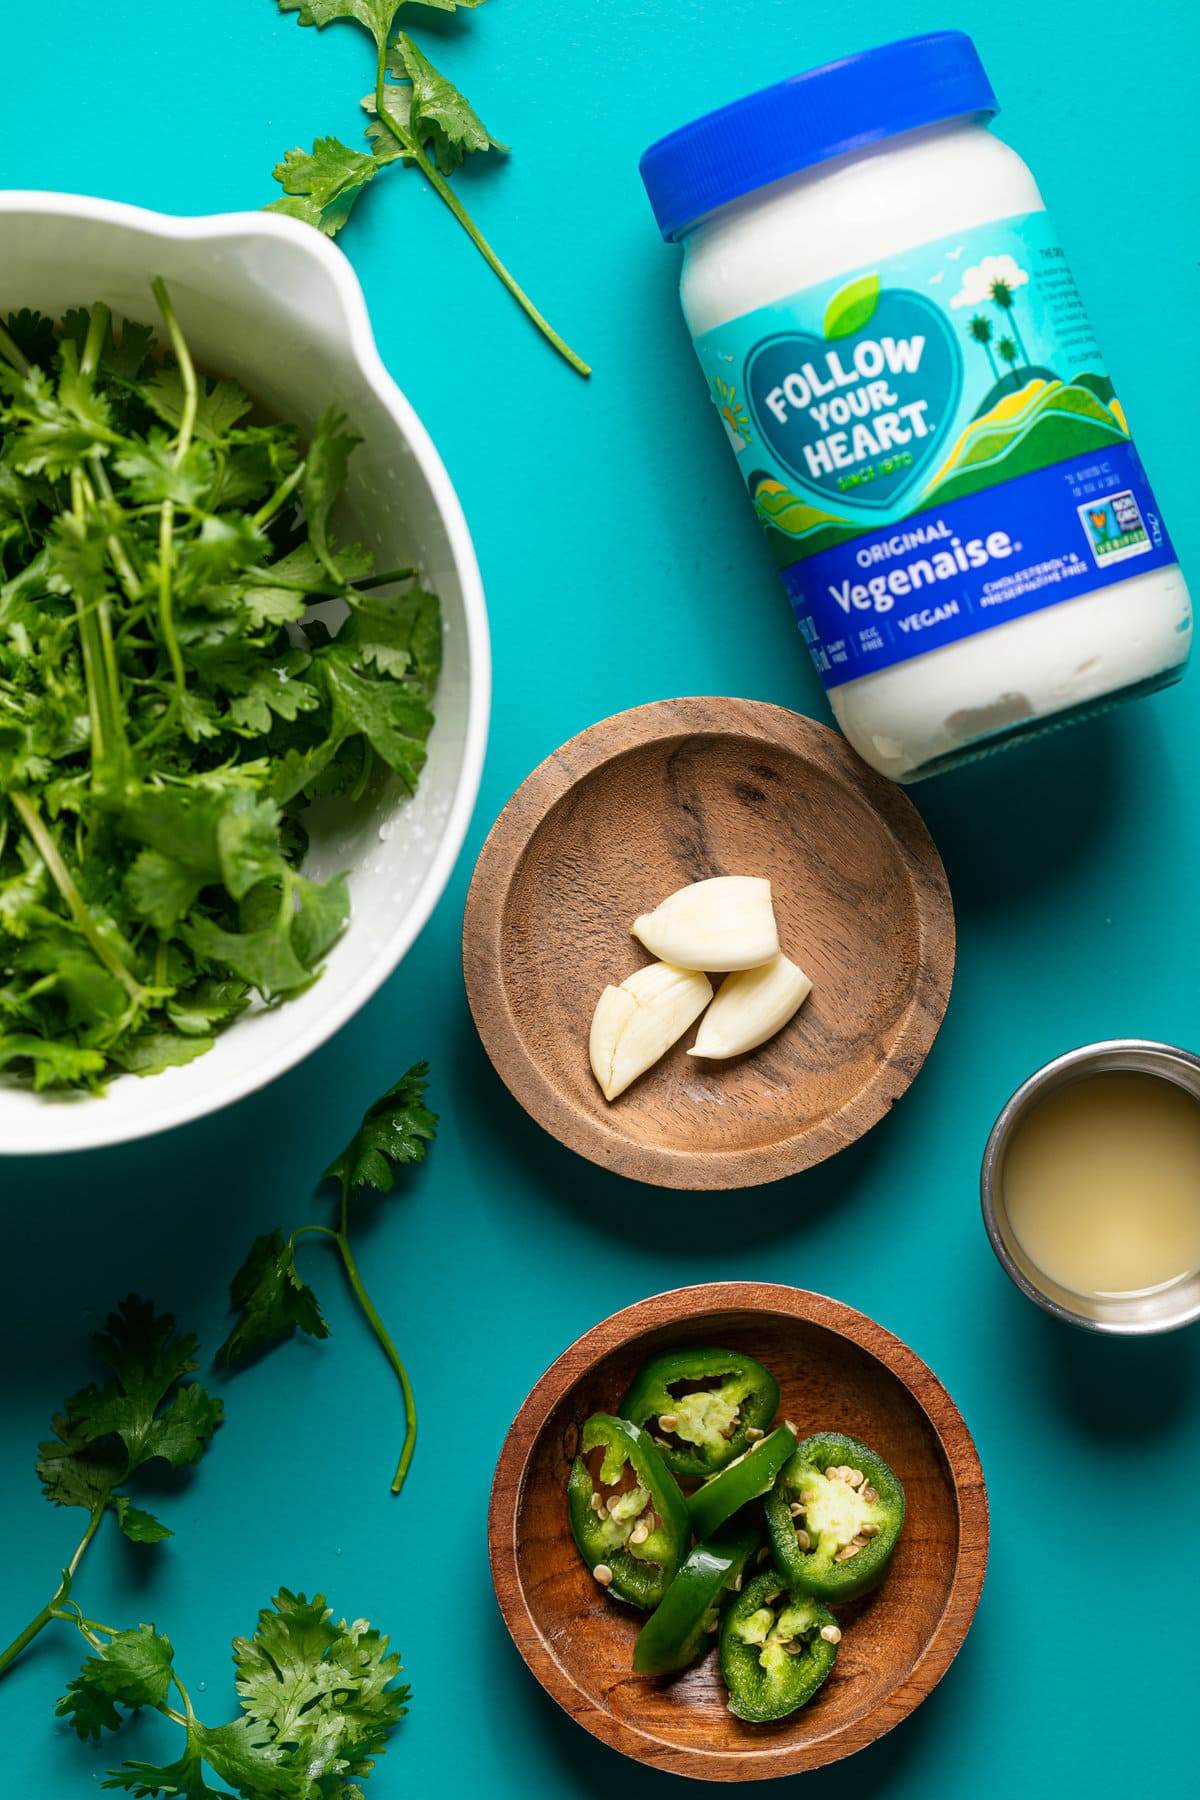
[989,275,1029,363]
[997,335,1019,389]
[954,253,1034,389]
[968,313,998,381]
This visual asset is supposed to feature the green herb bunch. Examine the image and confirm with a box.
[0,1295,409,1796]
[0,289,441,1092]
[269,0,590,376]
[58,1591,409,1799]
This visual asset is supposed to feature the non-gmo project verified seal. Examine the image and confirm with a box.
[1078,490,1152,566]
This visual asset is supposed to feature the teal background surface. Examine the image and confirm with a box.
[2,1,1199,1793]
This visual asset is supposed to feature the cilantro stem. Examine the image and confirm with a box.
[251,458,306,533]
[89,455,145,602]
[335,1184,416,1496]
[0,1505,104,1678]
[151,280,199,457]
[147,279,198,718]
[9,793,148,1005]
[250,566,417,597]
[155,501,188,709]
[0,320,30,375]
[372,45,590,379]
[0,1603,57,1676]
[80,304,110,378]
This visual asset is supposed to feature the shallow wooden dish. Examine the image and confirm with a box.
[489,1282,988,1782]
[463,698,954,1188]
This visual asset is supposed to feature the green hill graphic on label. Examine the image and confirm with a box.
[920,376,1128,508]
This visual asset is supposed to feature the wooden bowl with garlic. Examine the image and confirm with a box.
[462,697,955,1190]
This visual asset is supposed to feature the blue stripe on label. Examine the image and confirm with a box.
[781,441,1177,691]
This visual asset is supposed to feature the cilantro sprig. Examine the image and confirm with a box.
[56,1590,409,1797]
[0,1298,222,1679]
[0,293,441,1092]
[269,0,591,377]
[220,1064,437,1495]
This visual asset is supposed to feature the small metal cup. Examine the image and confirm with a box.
[981,1039,1200,1335]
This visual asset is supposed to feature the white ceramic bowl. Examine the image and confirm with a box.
[0,193,490,1155]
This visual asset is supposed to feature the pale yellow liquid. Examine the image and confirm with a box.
[1003,1072,1200,1297]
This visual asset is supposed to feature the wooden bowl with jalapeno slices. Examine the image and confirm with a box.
[488,1282,988,1782]
[462,697,954,1191]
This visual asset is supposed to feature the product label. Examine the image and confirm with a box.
[694,212,1176,689]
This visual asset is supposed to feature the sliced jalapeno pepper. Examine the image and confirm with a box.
[686,1423,796,1540]
[568,1413,690,1610]
[764,1431,905,1602]
[620,1347,781,1481]
[632,1519,761,1675]
[719,1570,839,1722]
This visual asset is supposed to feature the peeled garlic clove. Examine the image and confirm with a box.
[631,877,779,972]
[688,954,812,1060]
[590,962,714,1101]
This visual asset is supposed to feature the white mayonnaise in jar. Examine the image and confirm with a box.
[640,32,1191,780]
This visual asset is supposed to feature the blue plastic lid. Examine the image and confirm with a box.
[640,32,998,242]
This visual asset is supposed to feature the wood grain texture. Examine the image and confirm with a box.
[463,699,955,1188]
[488,1282,988,1782]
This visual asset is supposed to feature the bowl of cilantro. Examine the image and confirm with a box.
[0,192,489,1153]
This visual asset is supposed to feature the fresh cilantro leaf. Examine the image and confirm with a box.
[102,1744,237,1799]
[118,789,288,908]
[184,516,271,586]
[324,1063,436,1195]
[36,1415,128,1510]
[381,33,508,174]
[189,1720,300,1800]
[142,369,253,442]
[260,539,375,591]
[61,1678,124,1740]
[165,980,250,1038]
[263,192,327,232]
[0,1034,108,1090]
[272,138,381,237]
[1,307,58,367]
[278,0,398,42]
[138,1384,226,1470]
[37,1297,222,1519]
[100,319,159,385]
[239,540,372,629]
[301,408,362,587]
[321,654,433,791]
[184,917,314,1000]
[0,856,47,935]
[110,1031,216,1078]
[215,795,290,902]
[58,1627,177,1740]
[340,583,441,683]
[290,872,349,968]
[125,850,205,932]
[114,1498,173,1544]
[218,1230,330,1365]
[114,438,215,508]
[226,654,319,735]
[232,1590,409,1786]
[12,924,130,1030]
